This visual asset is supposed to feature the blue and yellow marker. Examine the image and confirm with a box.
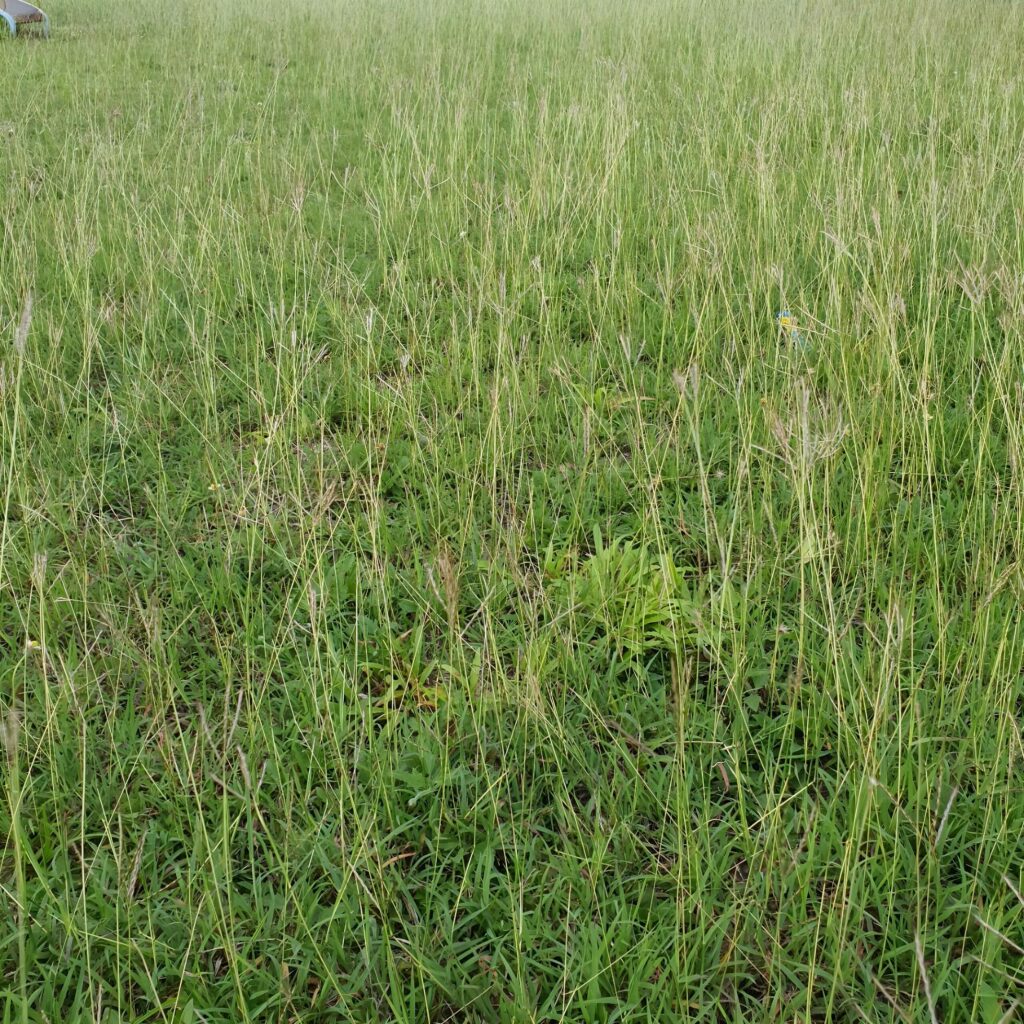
[776,310,806,347]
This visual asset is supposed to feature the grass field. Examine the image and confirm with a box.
[2,0,1024,1019]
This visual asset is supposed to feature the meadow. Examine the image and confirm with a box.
[2,0,1023,1019]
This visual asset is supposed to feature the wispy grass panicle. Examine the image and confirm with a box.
[13,291,33,356]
